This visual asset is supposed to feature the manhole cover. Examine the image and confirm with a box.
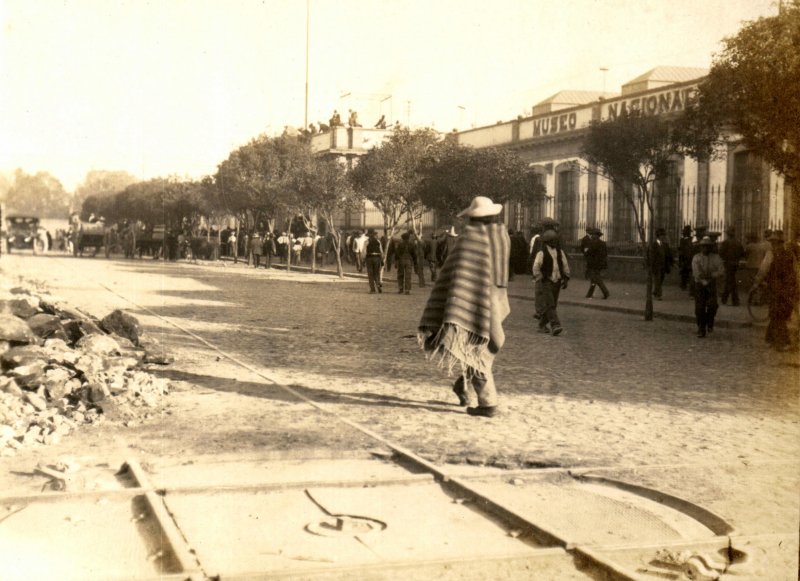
[305,515,387,537]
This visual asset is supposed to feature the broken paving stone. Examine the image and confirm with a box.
[9,361,47,389]
[1,378,23,397]
[76,334,121,356]
[2,345,50,369]
[26,313,67,339]
[62,319,104,345]
[0,314,39,344]
[0,298,40,319]
[101,310,141,346]
[24,392,48,412]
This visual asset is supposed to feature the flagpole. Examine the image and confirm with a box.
[304,0,309,130]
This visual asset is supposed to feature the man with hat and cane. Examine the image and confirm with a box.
[692,236,724,337]
[584,228,610,299]
[419,196,510,418]
[751,230,799,351]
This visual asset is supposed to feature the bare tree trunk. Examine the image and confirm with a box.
[332,231,344,279]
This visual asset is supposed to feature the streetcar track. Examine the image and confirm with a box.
[23,255,760,580]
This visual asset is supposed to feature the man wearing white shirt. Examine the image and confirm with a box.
[532,230,570,336]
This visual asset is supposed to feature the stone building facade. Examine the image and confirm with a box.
[457,67,792,248]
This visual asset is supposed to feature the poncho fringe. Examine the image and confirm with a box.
[418,223,509,376]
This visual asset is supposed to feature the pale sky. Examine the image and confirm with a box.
[0,0,779,192]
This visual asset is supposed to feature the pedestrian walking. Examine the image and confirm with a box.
[436,226,458,268]
[511,230,528,279]
[752,230,799,351]
[533,230,570,335]
[354,230,368,272]
[249,233,263,268]
[692,236,723,338]
[584,228,610,299]
[419,196,510,418]
[364,229,383,294]
[678,225,693,290]
[263,232,276,268]
[719,226,745,306]
[392,232,417,294]
[228,231,238,264]
[424,232,439,282]
[412,232,427,288]
[650,228,673,300]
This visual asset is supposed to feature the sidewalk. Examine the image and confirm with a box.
[220,256,755,328]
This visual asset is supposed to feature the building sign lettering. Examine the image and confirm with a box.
[533,112,578,136]
[604,85,698,120]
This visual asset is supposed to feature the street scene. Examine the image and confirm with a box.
[1,1,799,580]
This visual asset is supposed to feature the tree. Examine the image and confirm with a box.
[350,127,440,266]
[288,154,361,276]
[74,170,137,210]
[684,3,800,236]
[4,170,71,218]
[582,110,689,321]
[417,139,545,224]
[687,3,800,183]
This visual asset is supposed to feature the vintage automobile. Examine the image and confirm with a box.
[6,215,47,254]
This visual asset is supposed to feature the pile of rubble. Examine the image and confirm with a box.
[0,287,174,456]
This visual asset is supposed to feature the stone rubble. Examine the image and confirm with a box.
[0,286,172,456]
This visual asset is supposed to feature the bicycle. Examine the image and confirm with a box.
[747,284,769,322]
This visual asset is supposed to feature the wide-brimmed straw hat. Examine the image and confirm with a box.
[457,196,503,218]
[698,236,715,246]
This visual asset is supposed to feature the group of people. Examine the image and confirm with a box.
[224,230,332,268]
[675,224,798,346]
[302,110,401,137]
[416,199,798,421]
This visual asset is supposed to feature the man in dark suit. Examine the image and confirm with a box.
[650,227,673,300]
[584,228,610,299]
[719,226,746,306]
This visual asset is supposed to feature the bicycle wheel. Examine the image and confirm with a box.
[747,287,769,322]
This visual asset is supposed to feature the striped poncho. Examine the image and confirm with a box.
[418,222,510,375]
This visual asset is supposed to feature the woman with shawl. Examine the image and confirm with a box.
[418,196,511,418]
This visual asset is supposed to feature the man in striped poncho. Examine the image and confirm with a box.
[418,196,511,418]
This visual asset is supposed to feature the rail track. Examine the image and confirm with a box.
[0,256,782,580]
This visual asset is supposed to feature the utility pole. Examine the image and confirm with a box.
[304,0,309,130]
[406,100,411,127]
[600,67,609,94]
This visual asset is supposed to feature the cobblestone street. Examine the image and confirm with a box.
[2,254,798,541]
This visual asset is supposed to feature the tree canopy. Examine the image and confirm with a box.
[686,3,800,182]
[417,139,544,223]
[74,170,138,208]
[350,127,440,237]
[4,170,71,218]
[582,110,690,320]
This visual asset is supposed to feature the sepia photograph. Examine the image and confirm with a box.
[0,0,798,579]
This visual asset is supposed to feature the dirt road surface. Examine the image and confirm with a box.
[1,253,798,578]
